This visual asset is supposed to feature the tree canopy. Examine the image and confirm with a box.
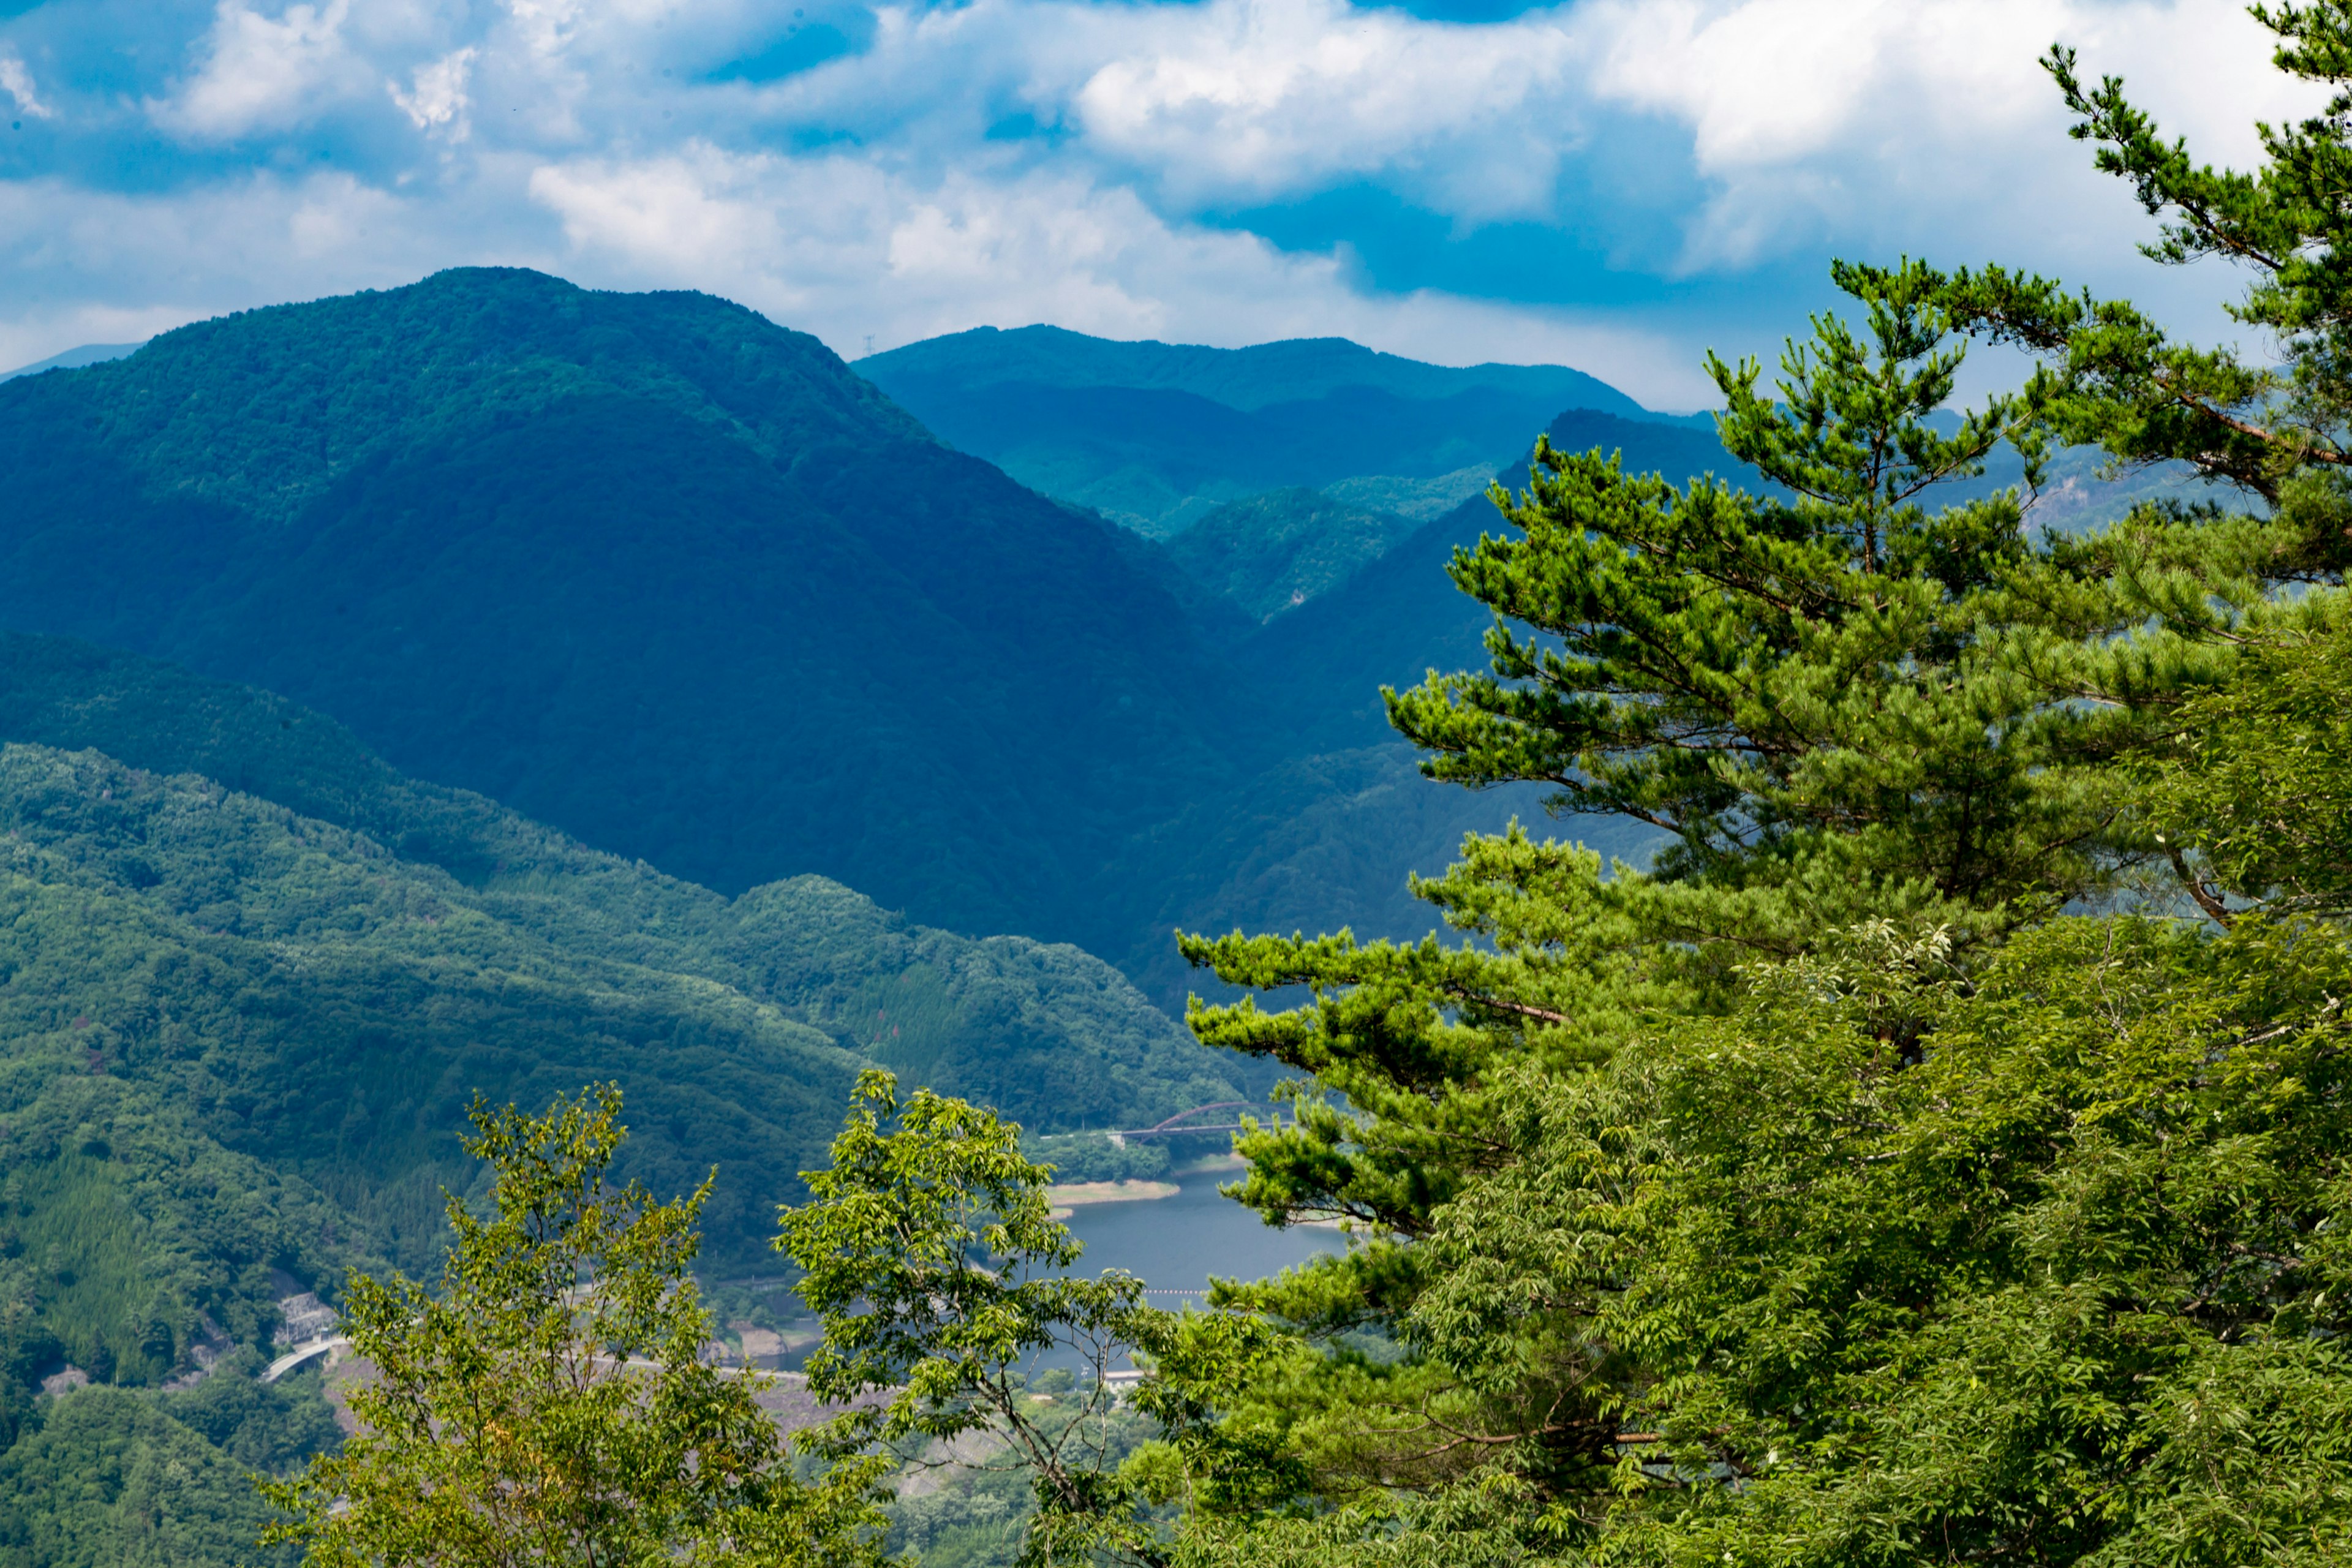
[1133,8,2352,1563]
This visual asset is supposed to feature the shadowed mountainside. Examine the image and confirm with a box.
[0,269,1248,946]
[0,633,1247,1283]
[857,323,1681,535]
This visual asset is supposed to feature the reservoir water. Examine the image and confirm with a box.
[1060,1177,1349,1303]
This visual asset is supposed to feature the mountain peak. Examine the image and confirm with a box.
[4,266,921,527]
[0,270,1235,933]
[860,320,1648,417]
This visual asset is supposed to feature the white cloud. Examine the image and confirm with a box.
[1069,0,1583,217]
[392,45,478,137]
[526,144,1710,401]
[153,0,364,140]
[0,54,53,120]
[1582,0,2321,271]
[0,168,512,371]
[1,0,2328,403]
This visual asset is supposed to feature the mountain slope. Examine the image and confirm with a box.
[857,324,1651,413]
[1164,489,1417,622]
[0,269,1241,943]
[0,633,1259,1566]
[0,636,1246,1278]
[1245,409,1766,750]
[856,325,1664,535]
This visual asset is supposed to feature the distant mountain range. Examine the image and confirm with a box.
[0,341,141,383]
[857,323,1704,536]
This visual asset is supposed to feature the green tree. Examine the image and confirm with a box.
[779,1072,1306,1567]
[780,1071,1165,1566]
[1164,6,2352,1558]
[2138,612,2352,916]
[261,1085,885,1568]
[1945,2,2352,510]
[1184,914,2352,1564]
[1177,259,2125,1352]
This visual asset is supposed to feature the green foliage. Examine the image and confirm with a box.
[1021,1133,1170,1186]
[0,266,1243,946]
[0,1354,334,1568]
[0,1385,304,1568]
[785,1076,1317,1567]
[165,1352,347,1474]
[782,1072,1163,1563]
[264,1086,888,1568]
[1391,916,2352,1562]
[1385,258,2097,948]
[2138,611,2352,918]
[1163,491,1417,624]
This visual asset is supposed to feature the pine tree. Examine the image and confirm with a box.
[1169,5,2352,1555]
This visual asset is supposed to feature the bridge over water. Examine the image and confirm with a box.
[1104,1101,1286,1139]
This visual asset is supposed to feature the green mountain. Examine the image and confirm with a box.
[0,342,142,384]
[0,273,1700,1022]
[1243,409,1769,750]
[0,632,1262,1567]
[0,630,1245,1361]
[856,325,1670,535]
[1163,489,1419,622]
[0,268,1243,948]
[856,323,1650,413]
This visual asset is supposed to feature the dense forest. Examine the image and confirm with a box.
[0,269,1728,1011]
[0,633,1261,1563]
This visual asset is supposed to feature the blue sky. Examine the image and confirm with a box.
[0,0,2319,407]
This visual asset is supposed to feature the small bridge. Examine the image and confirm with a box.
[1107,1102,1283,1139]
[263,1336,350,1384]
[261,1338,797,1384]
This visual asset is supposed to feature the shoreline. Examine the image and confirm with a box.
[1046,1178,1179,1219]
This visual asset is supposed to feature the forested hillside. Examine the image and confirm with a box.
[1161,490,1419,624]
[0,270,1242,946]
[0,273,1692,1007]
[858,323,1678,535]
[0,631,1243,1368]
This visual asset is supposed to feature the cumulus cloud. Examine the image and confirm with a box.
[0,0,2326,402]
[151,0,367,140]
[0,53,53,120]
[1068,0,1583,217]
[526,143,1695,393]
[1583,0,2318,273]
[392,45,478,137]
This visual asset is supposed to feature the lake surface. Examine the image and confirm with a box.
[1060,1178,1349,1303]
[1009,1178,1348,1376]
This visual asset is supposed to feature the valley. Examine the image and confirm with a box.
[0,276,1698,1564]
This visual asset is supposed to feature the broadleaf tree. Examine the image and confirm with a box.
[261,1085,887,1568]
